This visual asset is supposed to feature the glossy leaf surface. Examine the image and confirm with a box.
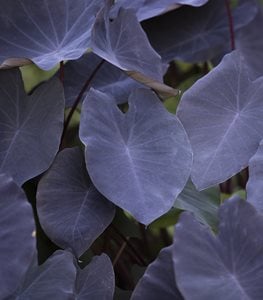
[175,180,220,229]
[0,0,103,70]
[0,69,64,186]
[177,50,263,189]
[61,53,143,107]
[75,254,115,299]
[173,196,263,300]
[80,88,192,224]
[37,147,115,257]
[131,246,184,300]
[0,174,35,299]
[142,0,258,63]
[15,250,76,299]
[91,4,177,97]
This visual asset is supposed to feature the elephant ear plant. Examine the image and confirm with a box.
[1,0,263,299]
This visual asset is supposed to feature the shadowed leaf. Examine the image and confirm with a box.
[37,147,115,257]
[0,68,64,186]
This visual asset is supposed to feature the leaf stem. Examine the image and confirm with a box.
[59,61,64,83]
[111,224,147,266]
[224,0,235,50]
[59,59,105,150]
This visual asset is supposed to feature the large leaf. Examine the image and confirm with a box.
[0,0,103,70]
[173,196,263,300]
[79,88,192,225]
[61,52,143,107]
[37,147,115,257]
[0,174,35,299]
[131,246,184,300]
[142,0,258,63]
[75,254,115,299]
[15,250,76,299]
[174,180,220,229]
[177,50,263,190]
[246,140,263,212]
[91,4,177,97]
[0,69,64,186]
[111,0,209,22]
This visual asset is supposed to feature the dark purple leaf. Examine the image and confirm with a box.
[75,254,115,299]
[0,69,64,186]
[173,196,263,300]
[79,88,192,225]
[131,246,184,300]
[61,52,143,107]
[247,140,263,212]
[15,250,76,299]
[111,0,209,22]
[0,0,103,70]
[236,4,263,79]
[0,174,35,299]
[177,50,263,190]
[37,147,115,257]
[91,4,177,97]
[142,0,258,63]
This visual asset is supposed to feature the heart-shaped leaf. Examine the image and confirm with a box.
[0,174,35,299]
[91,4,177,97]
[131,246,184,300]
[0,0,103,70]
[80,88,192,225]
[0,69,64,186]
[15,250,76,299]
[173,196,263,300]
[37,147,115,257]
[75,254,115,299]
[177,50,263,190]
[142,0,258,63]
[61,52,143,107]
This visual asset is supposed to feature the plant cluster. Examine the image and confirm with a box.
[1,0,263,299]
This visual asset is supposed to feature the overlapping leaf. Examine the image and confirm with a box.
[131,246,184,300]
[111,0,209,22]
[80,88,192,224]
[61,53,143,107]
[91,4,177,97]
[15,250,76,299]
[75,254,115,299]
[236,5,263,79]
[175,180,220,229]
[173,196,263,300]
[0,69,64,186]
[37,147,115,257]
[0,174,35,299]
[142,0,258,63]
[247,140,263,212]
[0,0,103,70]
[177,50,263,190]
